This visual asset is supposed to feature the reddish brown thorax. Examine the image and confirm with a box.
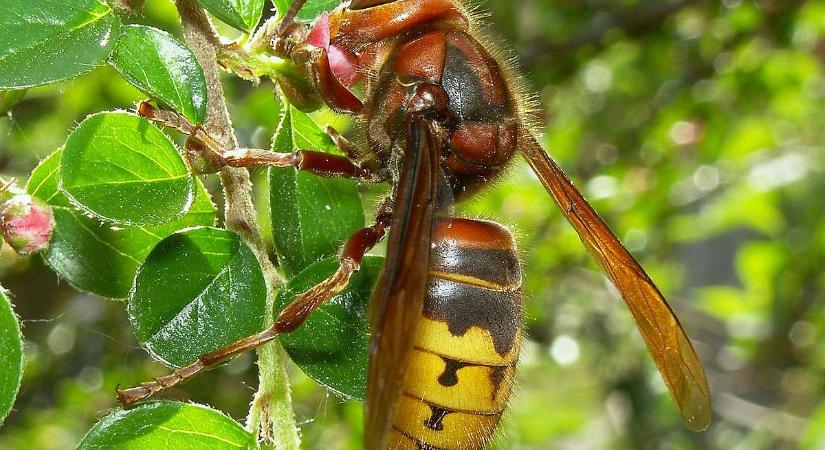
[308,0,518,200]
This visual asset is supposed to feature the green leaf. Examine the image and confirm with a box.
[273,0,338,21]
[78,402,258,449]
[0,288,23,425]
[295,0,339,20]
[60,112,195,227]
[272,0,290,17]
[110,25,207,124]
[0,0,120,89]
[276,256,383,400]
[270,104,364,277]
[197,0,265,32]
[129,227,267,367]
[0,89,26,115]
[27,150,216,299]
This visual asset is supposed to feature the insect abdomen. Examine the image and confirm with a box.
[389,218,523,449]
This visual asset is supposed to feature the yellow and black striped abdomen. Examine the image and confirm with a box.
[389,218,523,450]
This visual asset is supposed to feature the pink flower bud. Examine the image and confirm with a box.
[1,194,54,255]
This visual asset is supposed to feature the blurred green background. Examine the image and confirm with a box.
[2,0,825,448]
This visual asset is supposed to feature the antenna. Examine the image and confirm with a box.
[277,0,310,35]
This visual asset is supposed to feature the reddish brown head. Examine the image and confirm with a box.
[295,0,518,198]
[297,0,470,113]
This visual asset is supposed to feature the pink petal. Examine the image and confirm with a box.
[328,45,360,86]
[306,12,362,87]
[307,12,330,48]
[1,195,54,255]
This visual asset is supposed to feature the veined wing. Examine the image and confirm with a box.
[365,116,443,448]
[520,132,712,431]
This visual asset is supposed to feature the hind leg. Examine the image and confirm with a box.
[118,201,392,406]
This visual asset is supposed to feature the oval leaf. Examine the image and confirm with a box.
[270,104,364,277]
[111,25,207,125]
[27,150,216,299]
[0,0,120,89]
[60,112,195,226]
[276,256,383,399]
[0,287,23,425]
[198,0,264,32]
[129,227,267,367]
[273,0,338,21]
[78,402,257,449]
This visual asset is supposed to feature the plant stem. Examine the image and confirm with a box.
[216,17,304,84]
[174,0,300,448]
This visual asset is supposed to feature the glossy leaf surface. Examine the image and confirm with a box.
[0,0,120,88]
[270,104,364,277]
[78,402,257,449]
[60,112,194,227]
[27,150,216,299]
[111,25,207,124]
[129,227,266,367]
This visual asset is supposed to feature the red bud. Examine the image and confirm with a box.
[1,194,54,255]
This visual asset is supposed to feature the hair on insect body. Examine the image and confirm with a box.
[120,1,712,448]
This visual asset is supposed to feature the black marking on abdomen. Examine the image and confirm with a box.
[392,426,447,450]
[429,351,513,405]
[437,357,469,387]
[418,443,440,450]
[490,366,507,401]
[424,278,521,356]
[402,391,501,416]
[424,405,451,431]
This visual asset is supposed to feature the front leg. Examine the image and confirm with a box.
[139,101,376,180]
[270,6,364,114]
[221,147,371,179]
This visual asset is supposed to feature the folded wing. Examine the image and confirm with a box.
[365,117,443,448]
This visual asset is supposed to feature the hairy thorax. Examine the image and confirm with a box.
[362,27,519,201]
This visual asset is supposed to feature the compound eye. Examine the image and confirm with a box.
[347,0,395,10]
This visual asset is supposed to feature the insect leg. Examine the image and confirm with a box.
[275,202,392,332]
[137,101,374,179]
[117,205,391,407]
[117,327,280,406]
[325,125,361,160]
[222,147,372,179]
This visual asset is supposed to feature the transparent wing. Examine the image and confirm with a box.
[520,133,712,431]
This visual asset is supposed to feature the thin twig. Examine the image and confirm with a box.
[174,0,299,447]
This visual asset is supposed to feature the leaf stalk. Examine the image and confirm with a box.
[174,0,300,447]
